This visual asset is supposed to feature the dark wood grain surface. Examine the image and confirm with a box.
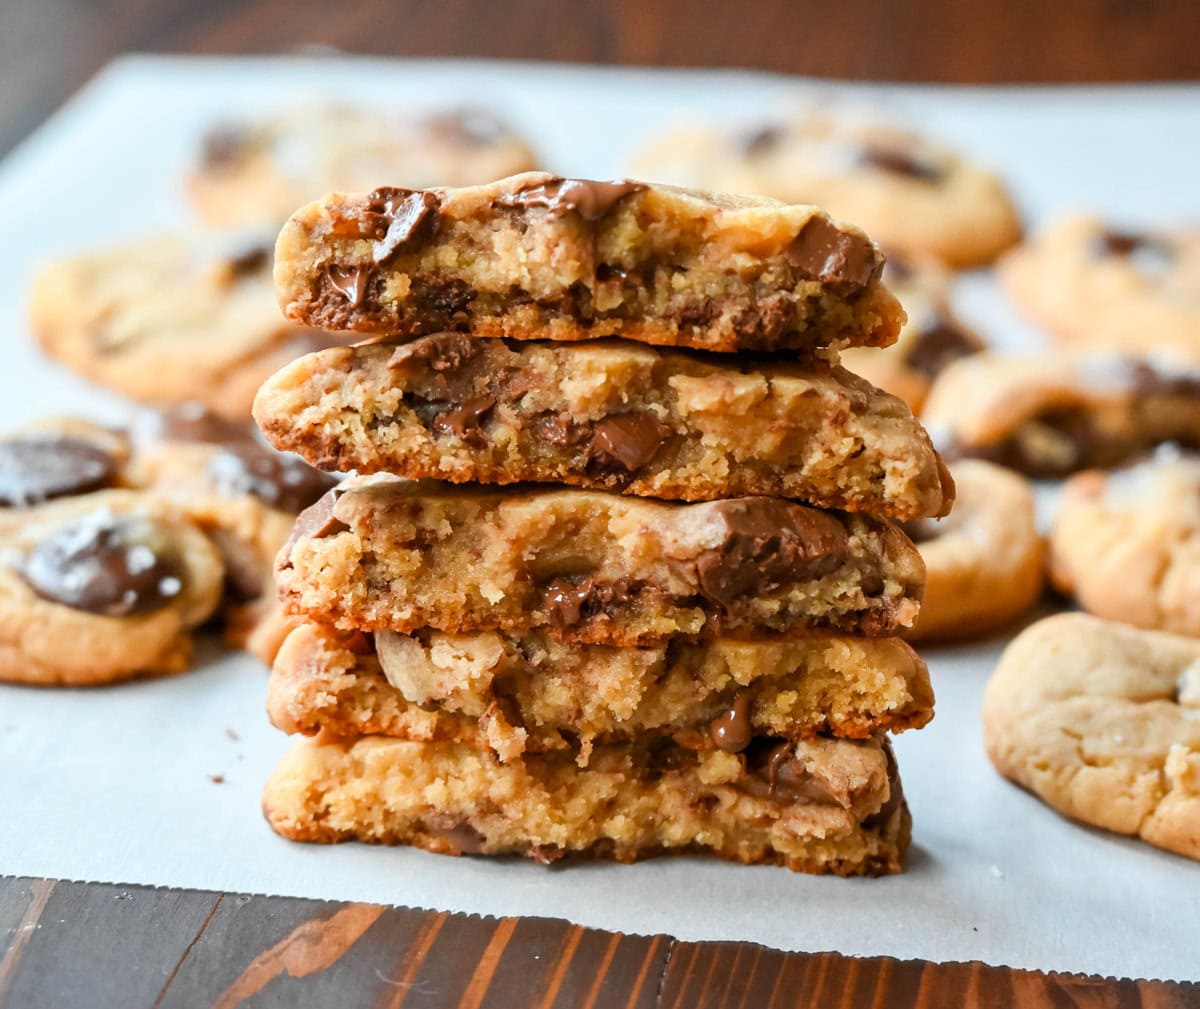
[4,0,1200,157]
[1,877,1196,1009]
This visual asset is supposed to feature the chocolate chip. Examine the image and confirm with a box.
[0,435,117,507]
[709,688,754,753]
[387,333,481,372]
[787,216,883,297]
[1091,230,1174,274]
[363,187,442,265]
[587,414,670,473]
[325,264,372,306]
[225,243,270,278]
[902,319,980,379]
[863,741,904,829]
[693,500,851,610]
[532,413,588,447]
[22,512,184,616]
[423,109,508,146]
[288,488,349,544]
[496,177,645,222]
[430,394,495,444]
[428,823,488,856]
[740,740,845,806]
[740,126,783,157]
[206,442,338,513]
[200,125,249,167]
[857,145,943,183]
[542,576,629,628]
[139,403,255,448]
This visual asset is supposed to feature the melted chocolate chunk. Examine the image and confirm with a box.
[362,187,442,265]
[740,740,846,806]
[430,394,496,444]
[542,576,630,628]
[0,435,117,507]
[857,145,943,183]
[207,442,337,513]
[1091,230,1174,268]
[902,319,980,379]
[532,413,588,447]
[899,518,941,545]
[709,688,754,753]
[586,414,670,473]
[429,823,488,855]
[862,740,904,829]
[22,512,184,617]
[325,264,372,307]
[787,216,883,297]
[496,177,646,222]
[387,333,481,373]
[1130,362,1200,399]
[288,488,349,545]
[693,500,851,610]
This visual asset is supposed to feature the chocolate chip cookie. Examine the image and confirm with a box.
[263,733,910,874]
[188,106,539,228]
[268,622,933,762]
[29,232,337,421]
[922,351,1200,477]
[253,332,953,520]
[630,113,1022,267]
[277,477,925,644]
[984,612,1200,862]
[273,173,905,354]
[0,484,224,685]
[840,253,984,413]
[905,460,1044,642]
[1001,216,1200,356]
[1050,446,1200,636]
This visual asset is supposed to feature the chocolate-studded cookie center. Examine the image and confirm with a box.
[21,511,185,617]
[0,435,117,507]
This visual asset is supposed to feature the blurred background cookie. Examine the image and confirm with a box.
[188,105,540,227]
[904,460,1044,643]
[1051,446,1200,636]
[29,232,337,421]
[1001,216,1200,357]
[630,111,1022,267]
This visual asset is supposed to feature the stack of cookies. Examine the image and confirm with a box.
[252,172,953,875]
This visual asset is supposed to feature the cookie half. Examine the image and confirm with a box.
[276,477,925,643]
[268,622,933,762]
[263,734,910,875]
[273,172,904,354]
[983,613,1200,862]
[254,333,953,520]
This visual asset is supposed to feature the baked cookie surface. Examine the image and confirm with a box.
[923,351,1200,477]
[840,253,984,413]
[273,172,905,354]
[630,114,1021,267]
[268,622,933,762]
[983,613,1200,862]
[904,460,1043,642]
[0,481,224,686]
[254,332,953,520]
[29,233,337,421]
[1001,216,1200,356]
[263,733,910,875]
[277,477,926,643]
[1051,447,1200,636]
[189,106,539,227]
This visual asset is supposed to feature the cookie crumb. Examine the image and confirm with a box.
[225,728,240,741]
[208,774,225,784]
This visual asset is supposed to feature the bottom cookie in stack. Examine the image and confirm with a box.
[262,623,932,875]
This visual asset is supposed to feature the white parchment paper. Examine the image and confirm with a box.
[0,56,1197,981]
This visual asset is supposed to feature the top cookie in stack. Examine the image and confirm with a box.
[255,172,952,876]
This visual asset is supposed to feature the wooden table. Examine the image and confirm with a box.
[3,0,1199,156]
[3,3,1199,1004]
